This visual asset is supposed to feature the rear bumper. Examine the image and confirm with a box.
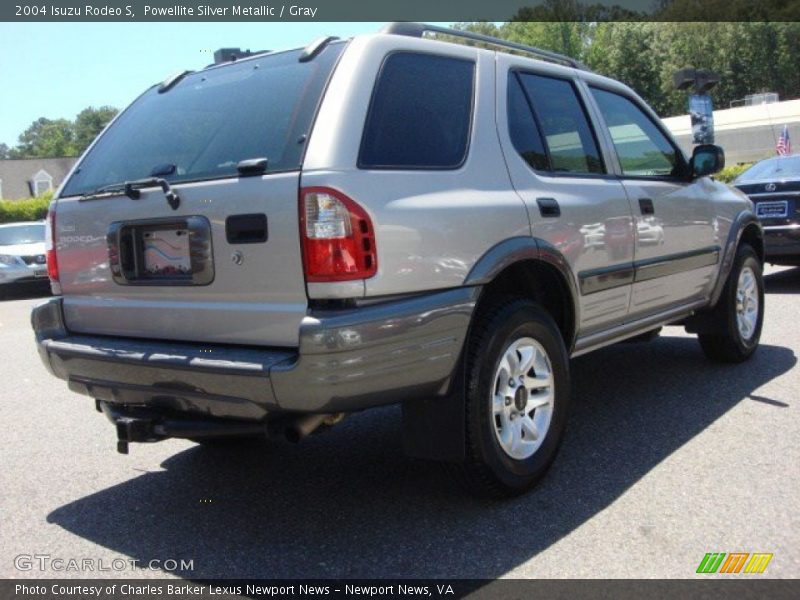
[764,224,800,262]
[32,288,477,420]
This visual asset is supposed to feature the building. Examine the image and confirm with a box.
[0,157,78,200]
[662,99,800,164]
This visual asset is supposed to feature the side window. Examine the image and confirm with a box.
[590,87,684,177]
[359,52,474,169]
[517,73,604,175]
[507,74,549,171]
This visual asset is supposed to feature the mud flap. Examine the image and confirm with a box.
[401,359,466,463]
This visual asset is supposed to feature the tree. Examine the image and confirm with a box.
[72,106,118,154]
[455,18,800,118]
[585,23,663,112]
[4,106,119,159]
[15,118,75,158]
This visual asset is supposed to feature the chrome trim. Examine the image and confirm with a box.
[764,224,800,231]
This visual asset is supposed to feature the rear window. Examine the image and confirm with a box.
[516,72,604,175]
[61,44,344,197]
[0,224,44,246]
[736,156,800,182]
[359,52,474,169]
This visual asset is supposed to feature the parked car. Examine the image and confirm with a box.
[0,221,49,297]
[734,154,800,265]
[32,23,764,497]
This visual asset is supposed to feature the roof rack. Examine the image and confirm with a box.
[380,22,589,71]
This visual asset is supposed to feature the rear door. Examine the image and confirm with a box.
[497,56,635,337]
[54,43,345,347]
[585,85,718,318]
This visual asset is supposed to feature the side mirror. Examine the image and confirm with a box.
[691,144,725,178]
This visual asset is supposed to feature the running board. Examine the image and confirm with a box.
[571,300,707,358]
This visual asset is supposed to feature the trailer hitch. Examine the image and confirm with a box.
[115,416,160,454]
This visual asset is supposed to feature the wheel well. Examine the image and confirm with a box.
[475,260,575,347]
[740,223,764,264]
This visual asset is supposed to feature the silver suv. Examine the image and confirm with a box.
[32,24,764,496]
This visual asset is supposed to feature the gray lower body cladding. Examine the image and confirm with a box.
[31,287,478,420]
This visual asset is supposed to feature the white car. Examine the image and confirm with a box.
[0,221,49,296]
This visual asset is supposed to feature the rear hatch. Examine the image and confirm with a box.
[54,42,345,347]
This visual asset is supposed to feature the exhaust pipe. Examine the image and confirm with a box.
[285,413,345,443]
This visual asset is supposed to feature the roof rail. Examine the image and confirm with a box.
[380,22,589,71]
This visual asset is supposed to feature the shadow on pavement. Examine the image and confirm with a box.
[765,267,800,295]
[47,336,795,578]
[0,284,51,302]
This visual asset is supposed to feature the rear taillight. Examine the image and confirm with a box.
[45,202,59,283]
[300,187,377,282]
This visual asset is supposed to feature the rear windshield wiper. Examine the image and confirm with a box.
[123,177,181,210]
[80,177,180,210]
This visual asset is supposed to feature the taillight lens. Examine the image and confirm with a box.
[300,187,377,282]
[45,202,59,283]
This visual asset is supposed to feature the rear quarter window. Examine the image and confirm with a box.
[358,52,475,170]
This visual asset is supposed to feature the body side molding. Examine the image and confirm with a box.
[578,245,721,295]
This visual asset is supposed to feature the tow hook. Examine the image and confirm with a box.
[115,417,159,455]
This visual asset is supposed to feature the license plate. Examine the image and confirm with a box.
[141,227,191,277]
[756,200,788,218]
[34,269,48,278]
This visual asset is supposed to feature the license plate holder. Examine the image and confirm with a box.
[141,226,191,279]
[756,200,788,219]
[107,216,214,286]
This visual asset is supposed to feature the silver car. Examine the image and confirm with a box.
[0,221,49,296]
[32,23,764,497]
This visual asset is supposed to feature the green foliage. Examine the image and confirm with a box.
[73,106,118,153]
[456,20,800,118]
[715,163,753,184]
[5,106,118,159]
[15,118,75,158]
[0,192,52,224]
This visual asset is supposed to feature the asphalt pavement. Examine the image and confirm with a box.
[0,266,798,579]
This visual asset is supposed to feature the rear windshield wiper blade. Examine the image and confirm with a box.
[80,178,180,210]
[79,183,128,201]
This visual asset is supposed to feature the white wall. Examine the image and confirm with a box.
[661,99,800,164]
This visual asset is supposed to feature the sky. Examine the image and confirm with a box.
[0,22,448,148]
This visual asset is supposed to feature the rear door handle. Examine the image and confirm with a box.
[639,198,655,215]
[536,197,561,218]
[226,213,268,244]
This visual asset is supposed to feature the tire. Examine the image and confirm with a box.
[698,244,764,363]
[456,297,571,498]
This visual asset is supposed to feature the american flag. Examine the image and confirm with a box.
[776,124,792,155]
